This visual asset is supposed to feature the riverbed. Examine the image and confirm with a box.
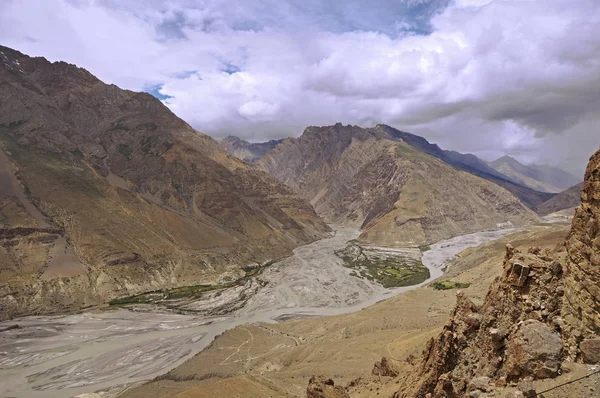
[0,227,511,398]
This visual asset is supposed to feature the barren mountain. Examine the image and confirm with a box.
[535,182,584,215]
[0,45,329,319]
[257,123,540,246]
[220,135,283,163]
[489,155,581,193]
[373,125,555,208]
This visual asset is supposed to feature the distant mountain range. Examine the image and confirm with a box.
[222,125,568,209]
[220,136,283,163]
[488,155,580,193]
[0,43,583,320]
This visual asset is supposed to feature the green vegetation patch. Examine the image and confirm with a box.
[338,250,430,288]
[418,244,431,252]
[109,261,274,306]
[432,281,471,290]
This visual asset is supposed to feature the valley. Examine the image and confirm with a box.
[0,42,597,398]
[0,225,514,398]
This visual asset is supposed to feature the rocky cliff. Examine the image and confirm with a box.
[221,135,282,163]
[389,149,600,397]
[395,246,566,397]
[562,149,600,361]
[0,46,329,319]
[258,123,540,246]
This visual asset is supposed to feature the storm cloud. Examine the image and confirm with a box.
[1,0,599,175]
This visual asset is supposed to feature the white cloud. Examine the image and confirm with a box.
[1,0,599,176]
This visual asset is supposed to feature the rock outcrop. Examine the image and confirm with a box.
[562,149,600,361]
[388,149,600,396]
[393,244,566,397]
[258,123,541,246]
[307,376,350,398]
[0,45,329,319]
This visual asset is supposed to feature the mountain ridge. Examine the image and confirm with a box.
[220,135,283,163]
[0,45,329,319]
[489,155,581,193]
[257,123,541,246]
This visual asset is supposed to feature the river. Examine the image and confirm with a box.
[0,227,511,398]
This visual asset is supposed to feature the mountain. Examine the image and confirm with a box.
[257,123,541,246]
[0,45,329,319]
[373,124,555,208]
[220,135,283,163]
[535,182,584,215]
[489,155,581,193]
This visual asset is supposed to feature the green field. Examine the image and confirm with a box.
[338,251,430,288]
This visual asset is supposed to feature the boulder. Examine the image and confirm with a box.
[580,338,600,364]
[468,376,491,392]
[504,320,562,379]
[517,380,537,398]
[372,357,400,377]
[307,376,350,398]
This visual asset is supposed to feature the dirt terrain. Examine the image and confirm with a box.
[119,223,569,398]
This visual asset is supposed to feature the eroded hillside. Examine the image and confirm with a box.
[0,46,329,319]
[257,123,540,246]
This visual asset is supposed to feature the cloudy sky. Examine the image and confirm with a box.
[1,0,599,176]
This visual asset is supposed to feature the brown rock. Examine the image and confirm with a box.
[580,338,600,364]
[307,376,350,398]
[468,376,491,392]
[562,149,600,358]
[505,320,562,379]
[372,357,400,377]
[517,380,536,398]
[506,262,530,287]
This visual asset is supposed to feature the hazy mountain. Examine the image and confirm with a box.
[373,124,555,208]
[220,136,283,163]
[535,182,584,215]
[257,123,540,246]
[0,46,329,319]
[489,155,581,193]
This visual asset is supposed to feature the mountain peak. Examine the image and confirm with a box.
[489,154,580,193]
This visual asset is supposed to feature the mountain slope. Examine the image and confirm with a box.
[0,45,329,319]
[489,155,581,193]
[374,124,555,208]
[257,123,540,246]
[220,136,282,163]
[535,182,584,215]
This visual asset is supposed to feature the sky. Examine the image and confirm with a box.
[1,0,599,176]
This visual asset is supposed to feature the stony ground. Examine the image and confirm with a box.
[0,226,514,398]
